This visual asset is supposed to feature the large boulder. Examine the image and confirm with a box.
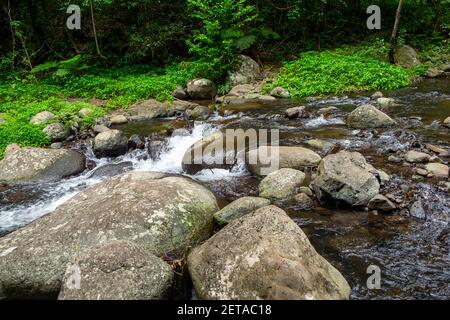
[188,205,351,300]
[0,171,218,298]
[214,197,270,226]
[227,55,261,87]
[246,146,321,176]
[394,45,421,68]
[93,129,128,158]
[347,104,396,129]
[259,168,306,201]
[186,79,217,99]
[124,99,169,121]
[58,240,173,300]
[0,145,85,183]
[313,151,380,207]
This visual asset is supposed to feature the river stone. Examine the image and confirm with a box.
[405,150,430,163]
[376,97,397,108]
[259,168,306,201]
[186,79,216,99]
[306,139,334,151]
[93,124,110,134]
[317,106,339,117]
[43,123,70,141]
[58,240,173,300]
[188,205,351,300]
[30,111,55,125]
[426,67,444,78]
[285,106,307,119]
[109,114,128,125]
[93,129,128,157]
[185,105,211,120]
[394,45,421,68]
[271,87,290,98]
[294,193,314,210]
[172,86,188,100]
[368,194,396,212]
[78,108,94,118]
[246,146,322,176]
[371,91,384,99]
[313,151,380,207]
[410,201,426,219]
[126,99,169,121]
[227,55,261,87]
[347,104,396,129]
[214,197,270,226]
[443,117,450,128]
[0,146,85,183]
[424,163,449,178]
[0,171,218,298]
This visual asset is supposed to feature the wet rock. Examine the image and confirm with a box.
[78,108,94,118]
[285,106,307,119]
[410,201,426,219]
[376,97,397,108]
[128,134,144,149]
[185,105,211,120]
[188,205,351,300]
[89,162,133,179]
[109,115,128,125]
[405,150,430,163]
[172,86,188,100]
[186,79,216,99]
[93,129,128,157]
[214,197,270,226]
[227,55,261,87]
[306,139,334,151]
[246,146,322,176]
[270,87,290,98]
[394,45,421,68]
[424,163,449,178]
[371,91,383,99]
[58,240,173,300]
[443,117,450,129]
[294,193,314,210]
[93,124,110,134]
[317,106,339,117]
[30,111,55,125]
[313,151,380,207]
[0,171,218,298]
[43,123,70,141]
[171,128,190,137]
[259,168,306,201]
[0,145,85,183]
[368,195,396,212]
[348,105,396,129]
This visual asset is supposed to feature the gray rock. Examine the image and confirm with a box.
[50,142,63,149]
[30,111,55,125]
[58,240,173,300]
[0,145,85,183]
[188,205,351,300]
[0,171,218,298]
[186,79,217,99]
[214,197,270,226]
[410,201,426,219]
[314,151,380,207]
[271,87,290,98]
[294,193,314,210]
[425,163,449,178]
[405,150,430,163]
[43,123,70,141]
[347,105,396,129]
[172,86,188,100]
[443,117,450,129]
[126,99,168,121]
[88,162,133,179]
[109,115,128,125]
[227,55,261,87]
[78,108,94,118]
[425,67,444,78]
[368,195,396,212]
[376,97,397,107]
[93,129,128,157]
[285,106,307,119]
[246,146,321,176]
[306,139,334,151]
[394,45,421,68]
[259,168,306,201]
[317,106,339,117]
[185,105,211,120]
[371,91,384,99]
[128,134,144,149]
[93,124,110,134]
[299,186,313,196]
[172,128,190,137]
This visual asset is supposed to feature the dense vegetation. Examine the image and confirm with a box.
[0,0,449,157]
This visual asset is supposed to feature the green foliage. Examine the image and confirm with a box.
[186,0,257,80]
[265,49,412,98]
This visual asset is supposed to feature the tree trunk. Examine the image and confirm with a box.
[434,0,441,32]
[89,0,104,58]
[4,0,16,68]
[389,0,404,64]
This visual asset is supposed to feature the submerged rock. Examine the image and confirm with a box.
[58,240,173,300]
[259,168,306,201]
[93,129,128,157]
[214,197,270,226]
[227,55,261,87]
[186,79,216,99]
[347,104,396,129]
[0,145,85,183]
[0,171,218,298]
[313,151,380,207]
[246,146,321,176]
[188,205,351,300]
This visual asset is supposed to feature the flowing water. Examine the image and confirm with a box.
[0,78,449,299]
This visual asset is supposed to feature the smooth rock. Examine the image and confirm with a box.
[214,197,270,226]
[405,150,430,163]
[93,129,128,157]
[109,115,128,125]
[285,106,307,119]
[186,79,217,99]
[43,123,70,141]
[294,193,314,210]
[93,124,110,134]
[371,91,384,99]
[443,117,450,128]
[271,87,290,98]
[185,105,211,120]
[394,45,421,68]
[259,168,306,201]
[317,107,339,117]
[368,195,396,212]
[227,55,261,87]
[424,163,449,178]
[172,86,188,100]
[347,105,396,129]
[188,205,351,300]
[30,111,55,125]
